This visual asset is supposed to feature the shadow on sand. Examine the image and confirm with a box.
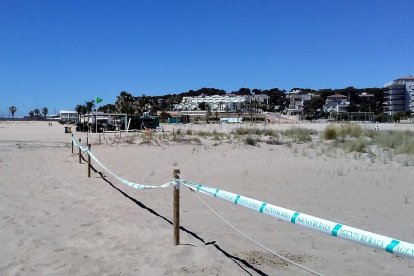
[83,159,268,275]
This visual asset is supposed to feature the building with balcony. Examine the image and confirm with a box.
[287,89,311,115]
[174,95,250,112]
[384,75,414,116]
[323,94,350,113]
[60,110,79,122]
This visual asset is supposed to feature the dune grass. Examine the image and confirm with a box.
[322,123,414,157]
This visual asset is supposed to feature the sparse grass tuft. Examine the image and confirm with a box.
[338,123,363,138]
[281,127,314,142]
[171,135,202,145]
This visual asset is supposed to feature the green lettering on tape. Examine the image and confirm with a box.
[234,195,241,204]
[214,188,220,197]
[197,184,202,191]
[332,224,343,237]
[291,212,300,223]
[259,202,266,213]
[386,239,400,253]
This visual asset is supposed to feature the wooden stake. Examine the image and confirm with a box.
[88,144,91,178]
[78,138,82,164]
[173,169,180,246]
[86,133,89,146]
[71,134,74,153]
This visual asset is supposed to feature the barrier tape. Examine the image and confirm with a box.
[71,137,173,190]
[180,179,414,259]
[71,136,414,259]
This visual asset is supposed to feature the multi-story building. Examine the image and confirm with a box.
[384,75,414,116]
[287,89,311,115]
[323,94,350,113]
[174,95,250,112]
[60,110,79,122]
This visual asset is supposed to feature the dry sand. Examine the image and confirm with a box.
[1,121,414,275]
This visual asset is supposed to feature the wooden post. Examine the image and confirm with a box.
[78,138,82,164]
[87,144,91,177]
[173,169,180,246]
[71,134,74,153]
[86,133,89,146]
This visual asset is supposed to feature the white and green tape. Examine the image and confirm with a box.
[181,180,414,259]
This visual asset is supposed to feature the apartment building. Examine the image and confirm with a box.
[286,89,311,115]
[323,94,350,113]
[384,75,414,116]
[174,95,250,112]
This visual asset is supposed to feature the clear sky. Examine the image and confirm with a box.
[1,0,413,117]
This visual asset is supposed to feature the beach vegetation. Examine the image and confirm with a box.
[244,136,259,146]
[322,125,338,140]
[171,135,201,145]
[281,127,314,142]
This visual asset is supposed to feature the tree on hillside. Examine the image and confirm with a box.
[97,104,116,113]
[233,88,251,95]
[9,106,17,118]
[303,97,325,120]
[116,91,134,110]
[41,107,48,118]
[120,102,135,115]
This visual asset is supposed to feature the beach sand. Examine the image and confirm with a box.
[1,121,414,275]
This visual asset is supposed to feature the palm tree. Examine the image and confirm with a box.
[85,100,95,117]
[29,111,34,119]
[9,106,17,118]
[33,108,40,118]
[75,104,83,122]
[41,107,48,118]
[81,105,88,123]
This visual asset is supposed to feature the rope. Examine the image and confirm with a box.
[72,136,173,190]
[188,187,323,275]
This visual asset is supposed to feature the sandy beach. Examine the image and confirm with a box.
[1,121,414,275]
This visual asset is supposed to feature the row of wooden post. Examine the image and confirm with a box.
[71,134,181,246]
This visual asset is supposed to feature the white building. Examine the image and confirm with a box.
[323,94,350,113]
[287,90,311,115]
[175,95,250,112]
[384,75,414,116]
[60,110,79,122]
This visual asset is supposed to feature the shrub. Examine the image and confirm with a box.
[244,136,258,146]
[323,125,338,140]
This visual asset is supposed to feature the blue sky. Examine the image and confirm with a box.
[0,0,413,117]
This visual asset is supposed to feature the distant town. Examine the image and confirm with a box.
[3,75,414,124]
